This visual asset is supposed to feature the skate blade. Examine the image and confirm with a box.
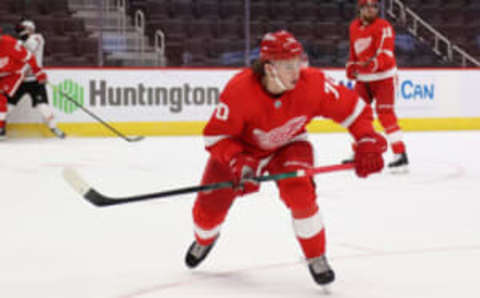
[321,285,332,295]
[50,129,66,139]
[389,165,409,174]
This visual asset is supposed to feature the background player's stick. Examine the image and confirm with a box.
[63,163,354,207]
[47,82,144,142]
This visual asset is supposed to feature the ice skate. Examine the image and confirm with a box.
[308,255,335,286]
[185,239,217,268]
[388,152,409,174]
[0,127,6,140]
[50,127,66,139]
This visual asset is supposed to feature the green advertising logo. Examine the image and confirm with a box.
[52,79,84,114]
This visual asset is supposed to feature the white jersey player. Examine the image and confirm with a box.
[7,19,65,138]
[23,29,45,82]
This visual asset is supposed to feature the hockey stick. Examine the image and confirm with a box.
[63,163,354,207]
[47,82,144,142]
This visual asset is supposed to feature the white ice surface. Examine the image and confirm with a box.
[1,131,479,298]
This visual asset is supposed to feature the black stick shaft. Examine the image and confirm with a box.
[48,83,142,142]
[82,166,354,207]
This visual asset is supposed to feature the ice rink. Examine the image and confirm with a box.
[1,131,479,298]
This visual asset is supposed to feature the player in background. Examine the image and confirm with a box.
[7,20,65,138]
[185,30,387,286]
[345,0,408,171]
[0,27,47,140]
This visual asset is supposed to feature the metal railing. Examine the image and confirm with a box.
[154,30,167,66]
[117,0,127,35]
[134,10,146,64]
[452,46,480,67]
[387,0,480,67]
[105,0,127,34]
[68,0,101,9]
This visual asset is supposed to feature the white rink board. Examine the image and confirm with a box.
[7,68,480,123]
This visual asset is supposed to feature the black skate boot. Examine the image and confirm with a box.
[388,152,409,173]
[50,127,66,139]
[185,239,217,268]
[308,255,335,285]
[0,127,6,140]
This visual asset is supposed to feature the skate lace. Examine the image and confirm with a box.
[191,243,208,258]
[309,256,330,274]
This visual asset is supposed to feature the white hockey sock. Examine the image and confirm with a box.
[36,103,57,129]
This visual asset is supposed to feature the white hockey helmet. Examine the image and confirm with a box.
[16,20,36,37]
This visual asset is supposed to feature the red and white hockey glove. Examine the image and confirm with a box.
[35,70,48,84]
[354,133,387,178]
[229,153,260,195]
[346,61,358,80]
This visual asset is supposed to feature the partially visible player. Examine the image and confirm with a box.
[0,27,47,140]
[7,19,65,138]
[346,0,408,171]
[185,30,387,286]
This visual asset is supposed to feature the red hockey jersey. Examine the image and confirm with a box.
[0,34,40,77]
[204,67,376,164]
[348,17,397,82]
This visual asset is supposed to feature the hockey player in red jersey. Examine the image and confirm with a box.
[185,30,387,286]
[0,30,47,139]
[346,0,409,171]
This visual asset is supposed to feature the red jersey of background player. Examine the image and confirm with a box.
[0,34,41,79]
[347,16,397,82]
[204,67,375,165]
[0,33,46,138]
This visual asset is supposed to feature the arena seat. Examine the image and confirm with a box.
[5,0,470,67]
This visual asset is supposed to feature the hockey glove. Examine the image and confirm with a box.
[35,71,48,84]
[346,61,358,80]
[357,58,379,74]
[229,153,260,195]
[354,133,387,178]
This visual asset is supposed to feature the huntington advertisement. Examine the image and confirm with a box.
[7,68,480,125]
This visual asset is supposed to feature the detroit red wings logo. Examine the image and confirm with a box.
[354,36,372,55]
[252,116,308,150]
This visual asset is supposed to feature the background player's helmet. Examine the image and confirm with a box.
[260,30,303,61]
[15,20,35,40]
[358,0,379,6]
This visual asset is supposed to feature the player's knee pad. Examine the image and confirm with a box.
[277,176,317,211]
[192,157,238,228]
[193,187,236,228]
[376,106,399,131]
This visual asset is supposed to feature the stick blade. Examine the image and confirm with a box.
[126,136,145,142]
[62,167,111,207]
[63,167,91,196]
